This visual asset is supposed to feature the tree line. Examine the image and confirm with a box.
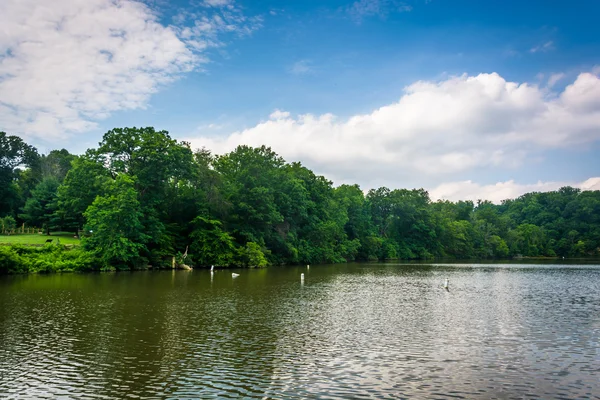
[1,128,599,272]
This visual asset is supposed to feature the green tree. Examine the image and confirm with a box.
[237,242,270,267]
[39,149,77,181]
[91,127,195,263]
[83,175,149,270]
[189,216,236,267]
[0,132,39,216]
[1,216,17,234]
[56,157,111,235]
[334,184,377,260]
[19,177,60,234]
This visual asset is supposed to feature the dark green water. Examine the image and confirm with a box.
[1,262,599,399]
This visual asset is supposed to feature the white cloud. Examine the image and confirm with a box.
[203,0,234,7]
[547,72,565,88]
[0,0,258,142]
[530,41,555,53]
[346,0,412,24]
[187,70,600,190]
[289,60,314,75]
[173,1,261,43]
[430,177,600,204]
[269,110,291,120]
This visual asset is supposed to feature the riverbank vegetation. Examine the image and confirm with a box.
[0,244,95,274]
[1,128,599,272]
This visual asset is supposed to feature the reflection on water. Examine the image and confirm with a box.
[1,263,599,399]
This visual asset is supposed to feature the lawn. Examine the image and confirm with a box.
[0,232,81,245]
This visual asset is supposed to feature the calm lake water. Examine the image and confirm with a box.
[1,262,599,399]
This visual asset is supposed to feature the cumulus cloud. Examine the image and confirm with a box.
[0,0,258,141]
[187,70,600,191]
[430,177,600,204]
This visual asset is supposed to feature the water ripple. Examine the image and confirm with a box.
[1,264,600,398]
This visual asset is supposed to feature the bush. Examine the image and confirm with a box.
[237,242,269,268]
[0,244,98,274]
[1,216,17,234]
[0,246,27,274]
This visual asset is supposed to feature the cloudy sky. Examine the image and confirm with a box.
[1,0,599,202]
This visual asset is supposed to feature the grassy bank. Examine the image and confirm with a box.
[0,232,81,246]
[0,244,95,274]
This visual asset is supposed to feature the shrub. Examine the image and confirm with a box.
[0,246,27,274]
[0,244,98,274]
[237,242,269,268]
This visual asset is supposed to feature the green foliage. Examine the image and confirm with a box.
[0,244,96,274]
[19,177,60,234]
[56,157,111,233]
[1,216,17,234]
[39,149,77,181]
[237,242,270,268]
[189,216,236,266]
[83,175,149,270]
[0,246,26,274]
[3,127,599,274]
[91,127,195,266]
[0,131,40,217]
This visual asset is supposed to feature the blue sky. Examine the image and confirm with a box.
[1,0,600,201]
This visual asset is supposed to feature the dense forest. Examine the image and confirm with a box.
[1,128,599,273]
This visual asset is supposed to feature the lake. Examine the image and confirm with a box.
[1,262,599,399]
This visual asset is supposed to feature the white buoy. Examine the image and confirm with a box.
[443,279,449,290]
[232,273,240,278]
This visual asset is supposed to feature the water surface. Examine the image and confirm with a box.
[1,262,599,399]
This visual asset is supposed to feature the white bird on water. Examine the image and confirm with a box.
[443,279,449,290]
[232,273,240,278]
[211,265,214,272]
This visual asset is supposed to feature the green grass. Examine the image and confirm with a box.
[0,232,81,245]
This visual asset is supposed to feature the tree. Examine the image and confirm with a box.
[334,184,377,260]
[19,177,60,234]
[83,175,149,270]
[90,127,195,263]
[56,157,111,235]
[92,127,194,206]
[1,216,16,235]
[5,127,600,272]
[0,132,39,216]
[237,242,270,267]
[39,149,77,181]
[189,216,236,266]
[214,145,286,243]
